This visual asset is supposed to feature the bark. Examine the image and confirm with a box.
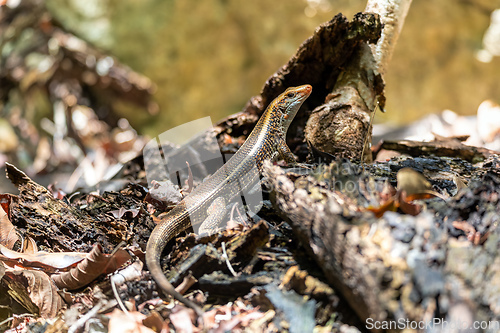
[215,13,382,161]
[305,0,412,162]
[263,155,500,332]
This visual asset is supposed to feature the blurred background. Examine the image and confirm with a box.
[1,0,500,191]
[45,0,500,129]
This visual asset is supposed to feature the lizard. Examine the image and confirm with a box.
[145,84,312,322]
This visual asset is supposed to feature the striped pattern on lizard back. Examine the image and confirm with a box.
[145,84,312,323]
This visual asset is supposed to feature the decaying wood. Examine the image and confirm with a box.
[304,16,385,162]
[5,163,129,253]
[306,0,412,163]
[263,156,500,332]
[246,13,382,116]
[215,13,383,160]
[263,161,385,328]
[379,139,500,162]
[165,221,270,288]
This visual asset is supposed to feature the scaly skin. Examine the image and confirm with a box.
[145,84,312,322]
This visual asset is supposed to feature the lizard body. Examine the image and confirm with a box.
[145,84,312,319]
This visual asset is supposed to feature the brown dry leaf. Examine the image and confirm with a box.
[107,308,155,333]
[367,190,424,218]
[170,305,196,333]
[404,192,441,201]
[109,207,139,219]
[21,236,38,254]
[0,205,18,249]
[0,244,87,272]
[52,244,131,290]
[142,311,169,333]
[367,168,446,218]
[396,167,432,195]
[366,198,397,218]
[4,268,63,318]
[398,168,447,201]
[204,303,266,333]
[397,191,422,216]
[0,194,13,219]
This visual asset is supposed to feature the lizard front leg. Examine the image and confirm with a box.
[277,140,297,164]
[277,139,312,169]
[198,197,227,236]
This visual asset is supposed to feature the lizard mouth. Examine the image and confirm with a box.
[296,84,312,98]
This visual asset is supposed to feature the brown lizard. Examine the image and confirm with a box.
[146,84,312,323]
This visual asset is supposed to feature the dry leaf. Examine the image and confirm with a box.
[367,168,445,217]
[4,268,63,318]
[145,180,182,208]
[107,309,155,333]
[396,167,432,195]
[453,174,468,192]
[0,244,87,272]
[0,194,13,219]
[142,311,169,333]
[170,305,196,333]
[0,205,18,249]
[398,169,447,201]
[21,237,38,254]
[366,199,397,218]
[109,207,139,219]
[397,191,422,216]
[52,244,131,290]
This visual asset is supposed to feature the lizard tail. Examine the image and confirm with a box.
[145,230,205,327]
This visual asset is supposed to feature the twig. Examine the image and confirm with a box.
[0,314,35,328]
[221,242,238,277]
[175,273,198,295]
[111,277,130,315]
[109,259,143,317]
[68,301,104,333]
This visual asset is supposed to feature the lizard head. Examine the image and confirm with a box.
[277,84,312,132]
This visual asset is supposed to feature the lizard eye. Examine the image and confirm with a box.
[286,92,295,98]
